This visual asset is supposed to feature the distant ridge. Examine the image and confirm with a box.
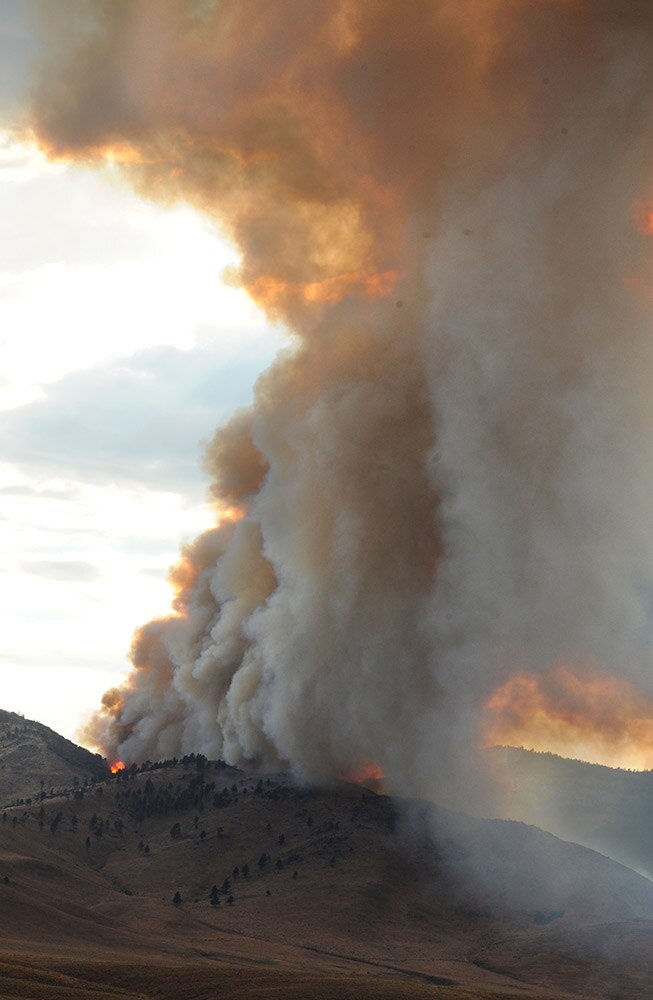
[0,708,108,805]
[489,745,653,876]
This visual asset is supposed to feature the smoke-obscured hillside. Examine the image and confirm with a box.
[3,749,653,998]
[491,746,653,876]
[0,708,108,806]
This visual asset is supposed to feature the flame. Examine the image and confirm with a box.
[110,760,126,774]
[483,664,653,770]
[344,760,385,791]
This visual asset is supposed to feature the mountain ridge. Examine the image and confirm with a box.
[489,744,653,876]
[0,707,108,805]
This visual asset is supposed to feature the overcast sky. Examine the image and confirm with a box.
[0,2,285,742]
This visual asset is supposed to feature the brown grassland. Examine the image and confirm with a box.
[2,755,653,999]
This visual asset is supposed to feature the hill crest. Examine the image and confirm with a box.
[0,708,108,805]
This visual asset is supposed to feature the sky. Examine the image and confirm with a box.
[0,3,284,742]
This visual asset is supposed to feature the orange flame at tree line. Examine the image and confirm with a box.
[110,761,126,774]
[344,760,385,791]
[483,664,653,770]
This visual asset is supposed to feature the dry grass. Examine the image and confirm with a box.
[1,760,652,999]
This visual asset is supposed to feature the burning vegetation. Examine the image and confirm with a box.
[343,761,385,793]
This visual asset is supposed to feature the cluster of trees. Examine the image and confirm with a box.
[173,887,237,909]
[0,756,388,933]
[111,754,232,782]
[116,771,221,825]
[170,848,306,912]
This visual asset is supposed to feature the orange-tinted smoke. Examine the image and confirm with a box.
[632,200,653,236]
[483,665,653,770]
[168,512,245,611]
[37,2,653,787]
[28,0,613,330]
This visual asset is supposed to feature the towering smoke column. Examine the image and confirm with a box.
[29,1,653,806]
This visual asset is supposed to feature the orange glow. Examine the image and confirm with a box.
[247,268,399,312]
[344,760,385,791]
[623,273,653,305]
[632,199,653,236]
[217,504,245,525]
[101,144,147,166]
[110,760,126,774]
[483,664,653,770]
[33,133,147,168]
[168,506,244,610]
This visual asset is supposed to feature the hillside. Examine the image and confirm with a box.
[489,746,653,876]
[0,709,108,805]
[2,753,653,998]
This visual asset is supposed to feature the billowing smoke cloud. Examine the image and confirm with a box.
[27,1,653,809]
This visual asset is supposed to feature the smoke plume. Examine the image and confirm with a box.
[28,1,653,808]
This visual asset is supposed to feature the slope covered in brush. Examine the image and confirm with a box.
[3,753,653,998]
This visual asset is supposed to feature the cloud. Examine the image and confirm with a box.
[0,166,164,272]
[21,559,100,582]
[0,339,277,499]
[0,140,279,406]
[0,482,78,501]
